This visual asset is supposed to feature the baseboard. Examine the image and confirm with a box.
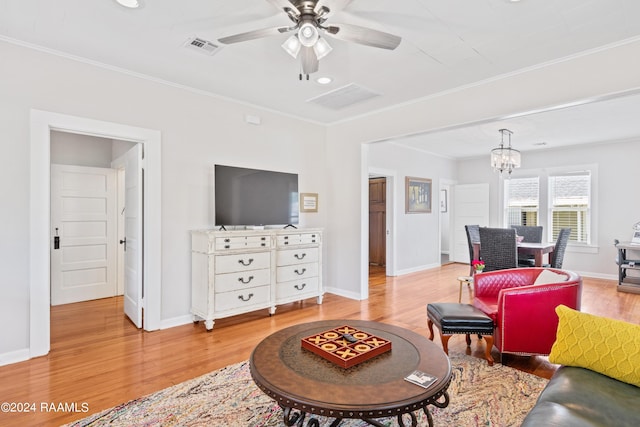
[160,314,194,330]
[396,262,442,276]
[0,348,30,367]
[574,271,617,281]
[323,287,362,300]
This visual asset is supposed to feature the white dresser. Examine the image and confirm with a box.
[191,228,323,330]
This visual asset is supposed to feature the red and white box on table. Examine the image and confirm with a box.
[301,325,392,368]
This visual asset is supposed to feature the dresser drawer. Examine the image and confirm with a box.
[276,247,319,266]
[215,251,270,274]
[214,268,270,293]
[277,262,318,282]
[214,285,270,312]
[276,232,320,247]
[214,235,270,251]
[276,277,319,300]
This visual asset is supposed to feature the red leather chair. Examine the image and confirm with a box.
[473,267,582,356]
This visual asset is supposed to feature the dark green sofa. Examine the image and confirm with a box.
[521,365,640,427]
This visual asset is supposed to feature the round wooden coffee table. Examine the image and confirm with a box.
[250,320,452,427]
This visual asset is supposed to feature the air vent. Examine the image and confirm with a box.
[184,37,220,56]
[306,83,380,110]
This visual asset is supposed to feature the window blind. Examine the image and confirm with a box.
[504,177,539,227]
[549,172,590,243]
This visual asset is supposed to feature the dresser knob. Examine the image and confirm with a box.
[238,258,254,266]
[238,276,254,284]
[294,253,306,260]
[294,268,306,276]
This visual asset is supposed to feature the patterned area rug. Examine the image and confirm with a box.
[63,353,547,427]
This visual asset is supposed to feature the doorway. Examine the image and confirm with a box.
[367,168,396,281]
[29,109,162,359]
[369,177,386,268]
[439,181,453,265]
[49,132,142,323]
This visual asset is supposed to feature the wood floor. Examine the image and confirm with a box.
[1,263,638,426]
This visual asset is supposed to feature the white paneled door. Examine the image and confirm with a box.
[123,145,143,328]
[50,164,117,305]
[452,183,490,264]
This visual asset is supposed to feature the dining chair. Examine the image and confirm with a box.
[478,227,518,272]
[465,225,480,275]
[548,228,571,268]
[510,225,543,243]
[511,225,543,267]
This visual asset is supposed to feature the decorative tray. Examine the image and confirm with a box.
[301,325,392,368]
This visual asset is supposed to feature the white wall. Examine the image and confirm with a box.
[0,40,326,359]
[50,131,113,167]
[456,140,640,279]
[368,142,457,274]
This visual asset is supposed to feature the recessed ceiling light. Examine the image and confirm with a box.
[316,76,333,85]
[115,0,140,8]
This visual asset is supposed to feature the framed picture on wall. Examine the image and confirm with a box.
[405,177,432,213]
[440,189,447,213]
[300,193,318,213]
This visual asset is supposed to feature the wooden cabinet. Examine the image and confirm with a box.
[191,229,323,330]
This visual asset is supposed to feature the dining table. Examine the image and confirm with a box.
[472,241,555,267]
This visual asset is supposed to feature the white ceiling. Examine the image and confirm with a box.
[2,0,640,157]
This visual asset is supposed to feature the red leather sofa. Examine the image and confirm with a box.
[473,267,582,356]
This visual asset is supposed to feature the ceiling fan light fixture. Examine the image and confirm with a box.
[313,37,332,60]
[281,35,301,58]
[298,22,319,47]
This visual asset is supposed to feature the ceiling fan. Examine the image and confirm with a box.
[218,0,402,77]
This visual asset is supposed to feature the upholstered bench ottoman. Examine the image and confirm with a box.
[427,302,495,366]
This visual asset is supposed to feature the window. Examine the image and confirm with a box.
[549,172,590,244]
[504,177,539,227]
[503,169,593,246]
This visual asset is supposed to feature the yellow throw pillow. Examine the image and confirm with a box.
[549,305,640,387]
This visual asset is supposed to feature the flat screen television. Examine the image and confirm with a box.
[214,164,299,227]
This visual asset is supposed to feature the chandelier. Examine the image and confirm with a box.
[491,128,521,177]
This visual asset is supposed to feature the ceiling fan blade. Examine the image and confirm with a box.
[327,23,401,50]
[300,46,319,75]
[218,26,291,44]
